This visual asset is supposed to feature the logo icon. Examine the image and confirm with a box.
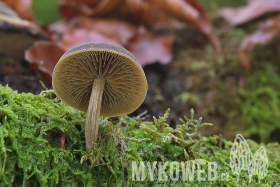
[229,134,268,183]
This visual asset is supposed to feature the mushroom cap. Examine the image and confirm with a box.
[52,42,147,117]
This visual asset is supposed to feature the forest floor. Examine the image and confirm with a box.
[1,0,280,144]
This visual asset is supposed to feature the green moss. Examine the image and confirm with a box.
[171,27,280,143]
[198,0,246,16]
[0,85,279,186]
[216,35,280,142]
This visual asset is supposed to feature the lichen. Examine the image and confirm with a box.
[0,85,279,186]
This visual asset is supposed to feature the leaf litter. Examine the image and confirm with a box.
[16,0,220,84]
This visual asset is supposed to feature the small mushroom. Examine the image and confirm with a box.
[52,42,147,151]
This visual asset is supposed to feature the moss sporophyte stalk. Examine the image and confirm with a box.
[0,85,279,186]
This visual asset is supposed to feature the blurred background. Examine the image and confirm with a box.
[0,0,280,143]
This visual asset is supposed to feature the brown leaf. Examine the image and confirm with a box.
[47,20,70,42]
[238,49,252,72]
[79,0,166,24]
[60,132,66,149]
[48,17,135,50]
[184,0,221,54]
[59,1,79,20]
[62,0,101,6]
[48,17,173,66]
[79,0,220,53]
[1,0,33,21]
[79,0,122,15]
[126,27,174,66]
[59,28,121,51]
[72,17,136,45]
[220,0,280,27]
[93,0,198,27]
[25,41,65,85]
[184,0,208,30]
[238,14,280,71]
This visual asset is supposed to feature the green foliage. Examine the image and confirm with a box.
[32,0,61,26]
[216,33,280,142]
[198,0,246,16]
[177,28,280,143]
[0,85,279,186]
[238,64,280,141]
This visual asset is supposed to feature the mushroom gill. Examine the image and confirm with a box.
[54,49,146,116]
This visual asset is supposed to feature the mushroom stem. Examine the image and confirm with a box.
[86,77,105,151]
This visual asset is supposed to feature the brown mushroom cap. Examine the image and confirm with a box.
[52,42,147,117]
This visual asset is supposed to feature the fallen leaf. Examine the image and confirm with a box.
[63,0,101,6]
[85,0,198,27]
[79,0,167,24]
[60,132,66,149]
[59,1,79,20]
[238,14,280,71]
[47,20,70,42]
[1,0,33,21]
[59,28,121,51]
[78,0,220,53]
[184,0,221,54]
[79,0,122,15]
[25,41,65,85]
[238,49,252,72]
[220,0,280,27]
[72,17,136,45]
[184,0,208,30]
[126,27,174,66]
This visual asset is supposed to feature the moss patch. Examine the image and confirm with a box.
[0,85,279,186]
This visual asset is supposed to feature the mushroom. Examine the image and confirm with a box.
[52,42,147,151]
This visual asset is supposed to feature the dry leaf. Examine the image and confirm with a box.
[48,16,173,66]
[79,0,122,15]
[59,28,121,51]
[25,41,65,85]
[83,0,220,53]
[60,132,66,149]
[184,0,221,53]
[59,1,79,20]
[23,0,217,83]
[220,0,280,27]
[1,0,33,21]
[60,0,119,18]
[79,0,167,25]
[91,0,199,27]
[238,14,280,71]
[72,17,136,45]
[62,0,101,6]
[126,27,174,66]
[47,20,70,42]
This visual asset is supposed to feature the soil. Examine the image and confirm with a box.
[0,56,44,94]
